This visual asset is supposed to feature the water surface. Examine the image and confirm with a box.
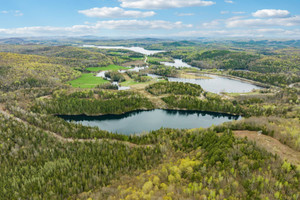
[148,74,261,94]
[85,45,261,93]
[83,45,164,55]
[169,74,261,93]
[161,59,194,68]
[59,109,240,135]
[96,71,130,90]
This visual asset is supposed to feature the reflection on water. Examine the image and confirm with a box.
[58,109,241,135]
[85,45,261,93]
[168,74,262,93]
[83,45,164,55]
[161,59,194,68]
[148,74,262,94]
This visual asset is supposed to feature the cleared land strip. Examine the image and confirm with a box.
[234,130,300,166]
[131,83,168,108]
[0,108,152,148]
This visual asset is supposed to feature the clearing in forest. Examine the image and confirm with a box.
[86,64,127,72]
[68,73,109,88]
[234,130,300,166]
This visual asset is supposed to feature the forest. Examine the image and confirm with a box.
[229,70,300,86]
[86,129,299,200]
[31,90,154,115]
[146,82,203,96]
[0,40,299,200]
[0,113,162,199]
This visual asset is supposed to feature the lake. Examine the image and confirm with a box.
[148,74,262,94]
[83,45,164,55]
[59,109,241,135]
[161,59,194,68]
[169,74,262,93]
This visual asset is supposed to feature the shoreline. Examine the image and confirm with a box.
[195,71,275,89]
[55,107,243,118]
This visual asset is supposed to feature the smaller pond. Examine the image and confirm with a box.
[83,45,164,55]
[59,109,241,135]
[95,71,130,90]
[112,82,130,91]
[161,59,194,68]
[119,66,147,73]
[96,71,106,78]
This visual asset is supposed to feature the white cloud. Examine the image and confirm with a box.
[0,26,88,36]
[221,11,229,14]
[78,7,155,18]
[1,23,299,38]
[224,0,234,4]
[252,9,290,18]
[14,10,23,17]
[1,10,23,16]
[226,15,300,28]
[176,13,195,16]
[0,20,192,36]
[202,16,242,27]
[95,20,193,30]
[232,11,245,14]
[203,11,300,29]
[221,11,245,15]
[119,0,215,9]
[176,28,300,38]
[203,19,222,28]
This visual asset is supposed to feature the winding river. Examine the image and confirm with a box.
[84,45,262,93]
[59,109,241,135]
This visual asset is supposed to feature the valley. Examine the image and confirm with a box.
[0,39,299,200]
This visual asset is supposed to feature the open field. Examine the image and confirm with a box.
[119,80,140,87]
[225,91,271,97]
[121,60,146,67]
[68,73,109,88]
[147,56,172,62]
[86,64,127,72]
[234,130,300,166]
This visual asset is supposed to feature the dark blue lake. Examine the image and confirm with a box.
[59,109,241,135]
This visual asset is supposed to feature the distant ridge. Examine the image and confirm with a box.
[0,37,25,44]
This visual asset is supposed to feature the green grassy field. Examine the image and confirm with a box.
[147,56,172,62]
[120,80,140,87]
[86,64,127,72]
[225,90,267,96]
[68,73,109,88]
[129,57,144,61]
[121,76,167,87]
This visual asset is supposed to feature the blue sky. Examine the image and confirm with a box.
[0,0,300,38]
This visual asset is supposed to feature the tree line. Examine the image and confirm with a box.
[31,90,154,115]
[146,82,203,96]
